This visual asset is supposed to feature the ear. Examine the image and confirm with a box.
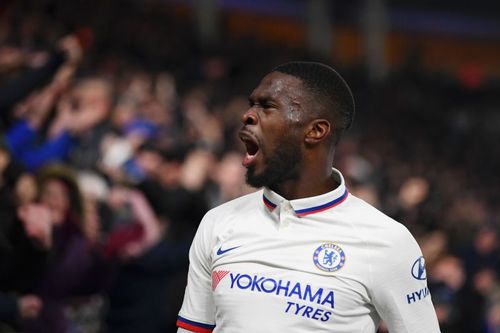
[304,119,331,145]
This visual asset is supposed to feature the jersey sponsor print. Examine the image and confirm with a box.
[212,270,335,322]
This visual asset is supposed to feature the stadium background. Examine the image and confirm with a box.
[0,0,498,332]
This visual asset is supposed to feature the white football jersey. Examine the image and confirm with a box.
[177,169,440,333]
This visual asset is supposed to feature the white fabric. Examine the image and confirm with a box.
[178,169,440,333]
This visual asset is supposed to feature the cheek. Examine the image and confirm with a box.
[42,188,70,211]
[266,130,300,156]
[261,113,303,153]
[285,108,302,123]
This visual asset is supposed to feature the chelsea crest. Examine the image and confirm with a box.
[313,243,346,272]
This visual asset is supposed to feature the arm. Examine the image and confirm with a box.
[0,34,82,115]
[369,225,441,333]
[176,212,217,333]
[17,132,76,172]
[177,328,193,333]
[0,51,65,113]
[105,188,163,260]
[4,120,37,154]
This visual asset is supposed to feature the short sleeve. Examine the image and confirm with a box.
[177,212,217,333]
[369,225,441,333]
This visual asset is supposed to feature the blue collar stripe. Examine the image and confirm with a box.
[262,188,348,216]
[294,188,349,216]
[263,195,277,209]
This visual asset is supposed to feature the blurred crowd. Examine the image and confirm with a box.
[0,0,498,332]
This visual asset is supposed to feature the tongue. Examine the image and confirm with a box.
[242,153,257,167]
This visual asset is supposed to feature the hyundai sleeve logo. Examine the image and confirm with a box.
[411,256,427,280]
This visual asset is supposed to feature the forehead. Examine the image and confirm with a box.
[43,178,68,190]
[250,71,305,101]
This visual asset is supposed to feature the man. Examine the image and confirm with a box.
[177,62,440,332]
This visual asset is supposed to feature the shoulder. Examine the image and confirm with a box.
[197,190,262,233]
[346,195,424,276]
[190,190,262,256]
[346,194,414,238]
[342,194,420,258]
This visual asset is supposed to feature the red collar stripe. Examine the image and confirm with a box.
[263,195,277,209]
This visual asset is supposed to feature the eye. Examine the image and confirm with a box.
[248,97,277,110]
[261,101,277,110]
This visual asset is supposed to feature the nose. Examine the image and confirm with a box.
[242,108,258,126]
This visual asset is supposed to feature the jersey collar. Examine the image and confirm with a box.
[262,168,349,217]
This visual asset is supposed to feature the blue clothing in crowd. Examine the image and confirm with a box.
[5,121,76,171]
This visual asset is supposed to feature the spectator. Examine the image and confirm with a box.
[102,186,189,333]
[19,165,102,333]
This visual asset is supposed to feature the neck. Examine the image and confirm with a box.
[270,151,338,200]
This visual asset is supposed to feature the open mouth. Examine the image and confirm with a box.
[239,132,260,167]
[244,140,259,156]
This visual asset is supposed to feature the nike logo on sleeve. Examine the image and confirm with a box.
[217,245,240,256]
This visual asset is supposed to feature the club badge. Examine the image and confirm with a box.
[313,243,346,272]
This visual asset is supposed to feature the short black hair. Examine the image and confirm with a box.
[273,61,355,144]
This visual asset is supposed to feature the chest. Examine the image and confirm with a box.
[209,216,376,331]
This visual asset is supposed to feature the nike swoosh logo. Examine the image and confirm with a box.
[216,245,240,256]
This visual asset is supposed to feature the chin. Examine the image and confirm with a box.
[245,166,281,188]
[245,139,303,188]
[245,167,265,188]
[245,164,276,188]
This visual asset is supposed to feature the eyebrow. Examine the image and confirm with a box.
[248,95,275,104]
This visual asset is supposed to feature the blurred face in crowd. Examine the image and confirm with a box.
[67,78,113,123]
[15,173,38,205]
[0,148,9,174]
[74,79,112,108]
[40,178,70,220]
[475,227,497,254]
[239,71,310,188]
[216,152,246,188]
